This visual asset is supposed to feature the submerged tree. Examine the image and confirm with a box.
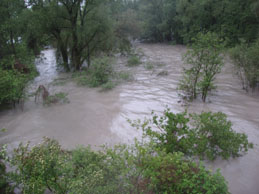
[230,39,259,92]
[27,0,116,71]
[179,32,224,102]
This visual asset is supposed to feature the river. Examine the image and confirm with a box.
[0,43,259,194]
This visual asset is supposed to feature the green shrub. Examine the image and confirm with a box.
[139,151,228,194]
[230,39,259,91]
[74,57,133,90]
[179,32,224,102]
[0,69,26,105]
[0,162,12,193]
[0,144,12,194]
[88,57,113,87]
[0,55,37,107]
[190,112,253,160]
[4,138,229,194]
[116,72,133,82]
[138,109,253,161]
[144,62,154,70]
[127,55,141,67]
[9,138,68,194]
[74,57,114,88]
[44,92,69,105]
[101,81,117,91]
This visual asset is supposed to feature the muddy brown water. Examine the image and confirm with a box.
[1,43,259,194]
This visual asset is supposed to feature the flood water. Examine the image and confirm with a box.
[1,43,259,194]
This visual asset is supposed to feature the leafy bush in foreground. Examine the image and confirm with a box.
[139,110,253,161]
[0,144,12,194]
[2,138,229,194]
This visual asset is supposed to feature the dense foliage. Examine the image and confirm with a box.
[0,0,38,106]
[1,138,229,194]
[136,0,259,45]
[138,109,253,161]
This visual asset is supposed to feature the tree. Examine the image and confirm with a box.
[179,32,224,102]
[28,0,115,71]
[230,39,259,92]
[175,0,259,45]
[138,0,178,42]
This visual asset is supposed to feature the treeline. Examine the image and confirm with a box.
[135,0,259,45]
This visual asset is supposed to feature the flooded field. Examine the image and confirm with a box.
[0,43,259,194]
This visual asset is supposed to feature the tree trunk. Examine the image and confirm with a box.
[87,45,91,68]
[59,43,69,71]
[10,30,16,56]
[71,25,81,70]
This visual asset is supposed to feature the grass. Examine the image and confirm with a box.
[116,71,134,82]
[44,92,69,106]
[101,81,117,91]
[52,77,69,86]
[157,63,166,67]
[145,62,155,70]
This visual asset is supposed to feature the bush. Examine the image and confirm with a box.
[44,92,69,105]
[179,32,224,102]
[4,138,229,194]
[190,112,253,160]
[88,57,113,87]
[138,109,253,161]
[139,151,228,194]
[127,55,141,67]
[0,130,12,193]
[0,56,37,107]
[101,81,117,91]
[9,138,68,194]
[230,39,259,91]
[74,57,133,90]
[116,72,133,82]
[0,69,26,105]
[144,62,154,70]
[75,57,114,88]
